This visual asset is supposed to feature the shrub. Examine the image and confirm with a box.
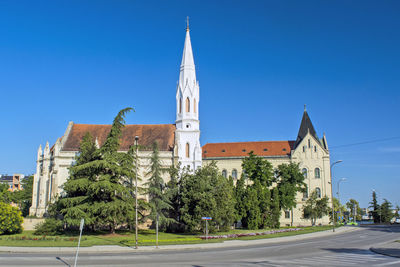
[0,202,23,235]
[34,218,64,236]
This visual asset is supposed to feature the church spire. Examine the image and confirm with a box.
[180,21,195,78]
[294,107,319,149]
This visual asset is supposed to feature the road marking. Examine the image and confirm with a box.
[376,260,400,266]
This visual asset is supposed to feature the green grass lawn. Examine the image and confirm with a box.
[0,225,336,247]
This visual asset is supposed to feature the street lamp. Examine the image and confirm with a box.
[135,136,139,249]
[330,160,343,232]
[337,178,347,223]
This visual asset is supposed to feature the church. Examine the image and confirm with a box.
[30,25,332,226]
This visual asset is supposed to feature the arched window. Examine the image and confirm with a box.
[194,98,197,113]
[315,168,321,178]
[232,169,238,179]
[179,98,182,114]
[185,143,190,158]
[222,169,227,178]
[316,187,321,198]
[302,168,308,178]
[186,97,190,113]
[303,185,308,199]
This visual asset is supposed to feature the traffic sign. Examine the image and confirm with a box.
[201,217,212,220]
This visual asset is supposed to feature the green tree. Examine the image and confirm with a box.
[346,199,362,221]
[242,152,274,186]
[60,107,144,233]
[303,190,330,226]
[380,199,394,223]
[145,142,175,241]
[180,162,235,232]
[165,164,183,232]
[275,163,306,226]
[369,191,380,223]
[59,132,99,228]
[12,176,34,217]
[332,197,346,222]
[0,183,13,204]
[0,202,23,235]
[271,187,281,228]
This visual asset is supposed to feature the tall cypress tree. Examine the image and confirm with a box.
[145,142,174,233]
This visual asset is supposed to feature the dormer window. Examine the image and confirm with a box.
[222,149,225,152]
[282,148,287,151]
[263,148,268,151]
[242,149,246,152]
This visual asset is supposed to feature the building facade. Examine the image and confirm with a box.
[30,26,332,226]
[203,108,331,226]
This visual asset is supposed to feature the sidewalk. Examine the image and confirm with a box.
[0,226,360,254]
[370,240,400,258]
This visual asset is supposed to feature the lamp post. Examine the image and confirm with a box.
[336,178,347,223]
[330,160,343,232]
[135,136,139,249]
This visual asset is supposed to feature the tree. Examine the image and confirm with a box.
[145,142,175,243]
[369,191,380,223]
[346,199,362,221]
[59,132,99,228]
[180,162,235,232]
[275,163,306,226]
[0,183,13,204]
[0,202,23,235]
[303,190,330,226]
[12,176,34,217]
[60,107,145,233]
[165,164,183,232]
[332,197,346,222]
[236,152,280,230]
[380,199,394,223]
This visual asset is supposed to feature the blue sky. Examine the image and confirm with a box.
[0,1,399,208]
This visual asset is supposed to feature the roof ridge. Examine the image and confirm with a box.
[204,140,295,145]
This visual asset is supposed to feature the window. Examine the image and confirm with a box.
[186,97,190,113]
[308,139,311,148]
[303,185,308,199]
[185,143,190,158]
[242,149,246,152]
[222,169,227,178]
[194,98,197,113]
[316,187,321,198]
[314,146,317,152]
[263,148,268,151]
[282,148,287,151]
[302,168,308,178]
[232,169,237,179]
[315,168,320,178]
[179,98,182,114]
[303,146,306,152]
[222,149,225,152]
[285,211,290,219]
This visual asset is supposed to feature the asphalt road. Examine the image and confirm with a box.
[1,225,400,267]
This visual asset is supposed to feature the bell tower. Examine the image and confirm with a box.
[175,19,202,171]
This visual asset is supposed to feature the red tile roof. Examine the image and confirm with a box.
[202,141,295,158]
[62,124,176,152]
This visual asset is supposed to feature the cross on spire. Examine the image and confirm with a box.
[186,16,190,31]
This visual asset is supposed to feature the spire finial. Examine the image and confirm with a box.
[186,16,190,31]
[304,104,307,112]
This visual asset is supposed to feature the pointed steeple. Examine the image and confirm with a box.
[179,20,196,88]
[294,107,320,148]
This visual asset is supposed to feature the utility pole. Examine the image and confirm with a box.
[135,136,139,249]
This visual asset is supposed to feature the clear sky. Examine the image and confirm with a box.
[0,1,399,208]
